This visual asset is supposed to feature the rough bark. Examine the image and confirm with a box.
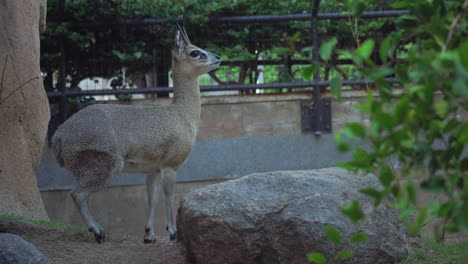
[0,0,50,220]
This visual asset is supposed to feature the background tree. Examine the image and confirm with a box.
[41,0,399,98]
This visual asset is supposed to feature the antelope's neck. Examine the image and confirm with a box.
[171,68,201,122]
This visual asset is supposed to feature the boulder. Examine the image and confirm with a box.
[0,233,49,264]
[177,167,413,264]
[0,0,50,219]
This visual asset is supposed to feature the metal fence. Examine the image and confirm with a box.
[44,0,407,134]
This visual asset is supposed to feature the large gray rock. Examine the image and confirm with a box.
[0,233,49,264]
[177,167,412,264]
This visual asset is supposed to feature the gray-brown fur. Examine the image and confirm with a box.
[51,25,220,243]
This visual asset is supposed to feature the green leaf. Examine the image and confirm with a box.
[360,187,382,206]
[395,98,410,122]
[307,252,327,264]
[341,200,365,223]
[396,64,410,83]
[416,208,428,227]
[374,111,395,130]
[355,39,375,61]
[370,67,394,80]
[302,64,319,81]
[391,1,409,8]
[337,49,353,59]
[334,133,351,152]
[396,195,410,209]
[351,233,368,243]
[67,96,81,104]
[457,124,468,143]
[345,122,366,138]
[324,226,341,245]
[379,36,392,63]
[133,51,142,59]
[352,1,366,17]
[379,165,395,187]
[320,37,338,61]
[435,100,449,118]
[399,208,416,219]
[336,250,353,260]
[337,141,351,152]
[407,182,417,204]
[458,39,468,69]
[351,147,373,168]
[330,78,342,99]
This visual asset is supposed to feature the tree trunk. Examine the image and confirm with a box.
[0,0,50,220]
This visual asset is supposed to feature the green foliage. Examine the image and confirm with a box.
[340,200,365,223]
[307,252,327,264]
[42,0,401,92]
[336,250,353,260]
[350,233,368,243]
[354,39,375,64]
[310,0,467,262]
[329,78,341,99]
[0,215,25,221]
[333,0,468,241]
[0,214,69,229]
[0,214,90,240]
[324,226,342,245]
[320,37,338,61]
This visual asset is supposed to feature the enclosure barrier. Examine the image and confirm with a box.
[46,0,407,134]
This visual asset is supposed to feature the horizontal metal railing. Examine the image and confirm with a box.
[47,10,408,28]
[47,78,400,97]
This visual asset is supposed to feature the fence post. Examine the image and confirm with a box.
[311,0,322,135]
[58,0,67,123]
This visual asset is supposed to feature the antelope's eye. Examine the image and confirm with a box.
[190,50,200,57]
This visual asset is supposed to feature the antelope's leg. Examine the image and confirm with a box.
[144,172,161,244]
[69,151,123,243]
[71,188,105,243]
[161,168,177,241]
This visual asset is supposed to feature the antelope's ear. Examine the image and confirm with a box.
[173,30,185,57]
[177,23,191,45]
[173,24,191,57]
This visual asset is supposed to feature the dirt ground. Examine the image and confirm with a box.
[0,219,189,264]
[2,219,467,264]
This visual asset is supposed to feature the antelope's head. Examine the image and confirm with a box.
[172,24,221,77]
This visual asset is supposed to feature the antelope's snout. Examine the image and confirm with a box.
[208,52,221,71]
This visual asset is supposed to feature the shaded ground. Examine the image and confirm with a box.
[0,219,188,264]
[1,218,467,264]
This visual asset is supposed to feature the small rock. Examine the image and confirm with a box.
[0,233,49,264]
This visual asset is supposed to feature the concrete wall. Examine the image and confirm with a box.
[41,180,226,236]
[38,92,368,236]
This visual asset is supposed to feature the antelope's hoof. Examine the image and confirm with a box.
[169,233,176,241]
[89,228,105,243]
[144,238,156,244]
